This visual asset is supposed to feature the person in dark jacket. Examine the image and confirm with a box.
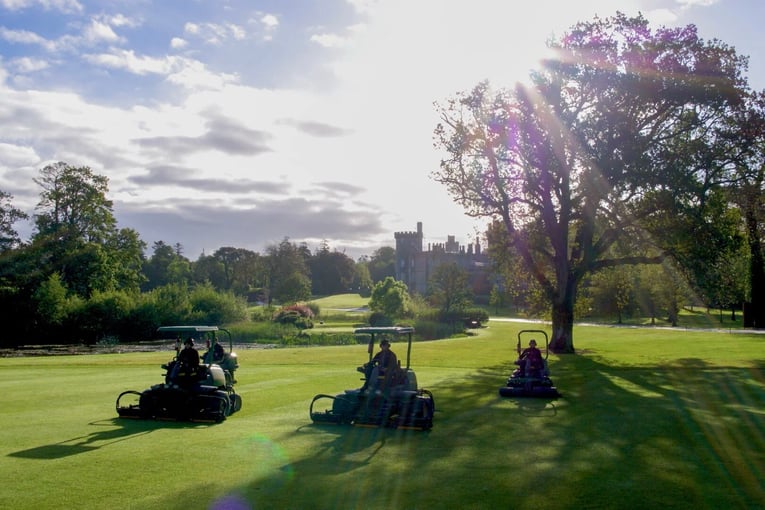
[362,338,399,392]
[517,339,543,377]
[173,337,200,386]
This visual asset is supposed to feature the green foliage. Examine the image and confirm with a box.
[433,13,752,353]
[33,162,115,243]
[461,307,489,325]
[226,320,305,344]
[141,241,189,291]
[0,190,27,252]
[411,318,461,340]
[368,311,393,327]
[273,303,315,329]
[367,246,396,283]
[188,282,248,324]
[266,238,312,304]
[369,276,412,319]
[308,242,356,295]
[250,305,274,322]
[67,289,137,344]
[589,266,638,324]
[427,262,473,314]
[275,271,312,305]
[33,273,69,325]
[352,260,373,296]
[144,283,192,325]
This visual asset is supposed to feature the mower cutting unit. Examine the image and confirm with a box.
[310,327,435,430]
[116,326,242,423]
[499,329,560,398]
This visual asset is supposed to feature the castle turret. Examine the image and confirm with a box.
[394,222,424,289]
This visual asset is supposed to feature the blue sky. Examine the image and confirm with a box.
[1,0,763,260]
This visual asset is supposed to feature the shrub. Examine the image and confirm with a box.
[461,308,489,327]
[189,283,248,324]
[273,304,315,329]
[368,311,393,327]
[412,319,458,340]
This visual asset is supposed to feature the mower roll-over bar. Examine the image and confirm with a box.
[355,326,414,370]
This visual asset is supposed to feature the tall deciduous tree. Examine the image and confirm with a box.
[210,246,262,295]
[368,246,396,283]
[32,162,145,296]
[427,262,473,315]
[266,238,311,305]
[308,240,356,296]
[33,162,114,243]
[433,13,749,352]
[142,241,189,291]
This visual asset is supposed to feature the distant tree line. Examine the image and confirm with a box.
[0,162,399,347]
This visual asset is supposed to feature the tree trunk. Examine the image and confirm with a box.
[550,298,575,353]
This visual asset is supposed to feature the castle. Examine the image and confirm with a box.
[394,222,491,296]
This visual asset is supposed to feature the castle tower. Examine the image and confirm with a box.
[394,222,423,290]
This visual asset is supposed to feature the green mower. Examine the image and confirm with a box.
[498,329,560,398]
[310,327,435,430]
[116,326,242,423]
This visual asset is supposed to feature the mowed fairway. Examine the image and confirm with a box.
[1,322,764,509]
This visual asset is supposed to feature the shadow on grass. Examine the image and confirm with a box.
[8,418,214,460]
[156,353,765,509]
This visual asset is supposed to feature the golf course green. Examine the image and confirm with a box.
[1,321,763,509]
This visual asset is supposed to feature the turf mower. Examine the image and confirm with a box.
[498,329,560,398]
[309,327,435,430]
[116,326,242,423]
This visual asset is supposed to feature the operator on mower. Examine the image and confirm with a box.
[361,338,399,392]
[516,339,543,378]
[171,337,201,387]
[202,335,225,364]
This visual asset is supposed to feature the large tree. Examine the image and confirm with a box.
[367,246,396,283]
[427,262,473,315]
[433,13,749,352]
[33,162,115,243]
[32,162,145,296]
[308,240,356,296]
[265,238,311,305]
[208,246,262,295]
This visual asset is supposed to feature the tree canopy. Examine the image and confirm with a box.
[433,12,752,352]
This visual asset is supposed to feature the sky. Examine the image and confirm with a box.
[1,0,764,261]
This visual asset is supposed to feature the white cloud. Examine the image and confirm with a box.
[310,33,348,48]
[103,13,141,29]
[645,8,679,25]
[11,56,48,72]
[0,142,38,167]
[183,21,247,46]
[165,59,239,91]
[83,19,122,45]
[261,14,279,29]
[0,0,82,13]
[0,27,57,51]
[345,0,377,14]
[2,0,737,257]
[677,0,719,6]
[83,49,177,76]
[170,37,187,50]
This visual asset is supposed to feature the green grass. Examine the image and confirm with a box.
[311,293,369,311]
[2,323,764,509]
